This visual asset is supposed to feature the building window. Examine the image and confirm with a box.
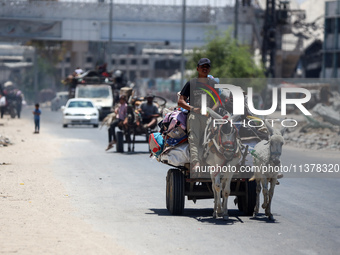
[337,53,340,67]
[111,59,115,65]
[325,53,333,68]
[86,57,92,63]
[131,59,137,65]
[141,70,149,77]
[325,18,335,34]
[120,59,126,65]
[65,57,70,63]
[129,71,136,81]
[26,58,32,62]
[128,46,135,54]
[142,59,149,65]
[4,59,19,63]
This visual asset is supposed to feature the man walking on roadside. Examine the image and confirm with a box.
[0,94,6,119]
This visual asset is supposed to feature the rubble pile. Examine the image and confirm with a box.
[0,135,12,147]
[284,111,340,151]
[284,127,340,151]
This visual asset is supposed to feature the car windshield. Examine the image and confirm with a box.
[68,101,94,108]
[77,87,110,98]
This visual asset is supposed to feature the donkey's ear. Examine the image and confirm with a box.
[264,119,274,136]
[280,126,287,136]
[280,117,289,136]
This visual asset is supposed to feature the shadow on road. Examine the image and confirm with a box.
[147,208,251,225]
[249,213,281,223]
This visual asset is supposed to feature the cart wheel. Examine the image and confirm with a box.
[166,169,185,215]
[237,196,244,212]
[153,96,167,108]
[116,131,124,152]
[238,179,257,216]
[10,108,16,118]
[166,172,170,211]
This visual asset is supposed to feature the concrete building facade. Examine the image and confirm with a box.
[322,0,340,78]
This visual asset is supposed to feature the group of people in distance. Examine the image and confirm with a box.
[105,57,214,160]
[105,93,160,151]
[73,63,112,78]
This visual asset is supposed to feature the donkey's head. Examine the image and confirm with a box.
[206,107,240,161]
[265,120,286,165]
[218,115,239,161]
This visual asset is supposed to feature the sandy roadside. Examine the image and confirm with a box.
[0,117,132,255]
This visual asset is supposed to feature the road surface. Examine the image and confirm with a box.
[23,106,340,255]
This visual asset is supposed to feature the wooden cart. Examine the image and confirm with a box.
[165,140,259,216]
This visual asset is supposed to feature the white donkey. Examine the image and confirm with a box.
[250,120,286,221]
[203,109,242,220]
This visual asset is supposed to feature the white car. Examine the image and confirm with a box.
[62,98,99,128]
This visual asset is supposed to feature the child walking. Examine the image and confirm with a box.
[32,103,41,133]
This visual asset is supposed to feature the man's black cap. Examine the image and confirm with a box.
[197,58,211,67]
[145,93,154,98]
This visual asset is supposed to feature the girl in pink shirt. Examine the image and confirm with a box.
[106,95,128,151]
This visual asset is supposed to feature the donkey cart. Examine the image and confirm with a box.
[115,94,167,153]
[162,109,261,217]
[115,127,151,153]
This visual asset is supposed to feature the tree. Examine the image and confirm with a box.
[21,40,69,103]
[187,31,266,91]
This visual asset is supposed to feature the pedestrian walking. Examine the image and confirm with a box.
[32,103,41,133]
[0,94,6,119]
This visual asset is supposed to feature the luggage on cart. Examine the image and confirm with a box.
[149,132,165,158]
[160,143,190,167]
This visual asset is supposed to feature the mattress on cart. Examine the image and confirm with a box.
[160,143,190,166]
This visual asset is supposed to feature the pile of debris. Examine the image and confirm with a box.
[284,103,340,151]
[0,135,12,147]
[284,126,340,151]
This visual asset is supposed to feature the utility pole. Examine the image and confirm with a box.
[234,0,239,40]
[180,0,186,87]
[33,47,38,103]
[261,0,277,78]
[108,0,113,71]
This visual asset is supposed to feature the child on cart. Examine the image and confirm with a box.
[106,95,128,151]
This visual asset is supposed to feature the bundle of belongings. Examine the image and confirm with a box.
[149,109,190,166]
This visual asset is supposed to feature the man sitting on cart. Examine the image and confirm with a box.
[139,94,160,130]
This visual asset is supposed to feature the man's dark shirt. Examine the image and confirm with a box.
[140,102,159,123]
[180,78,217,109]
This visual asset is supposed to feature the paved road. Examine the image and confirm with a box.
[22,106,340,255]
